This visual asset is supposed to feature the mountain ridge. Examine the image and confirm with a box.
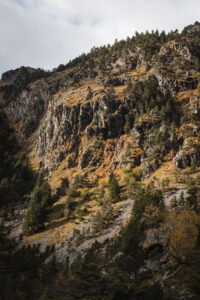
[1,21,200,300]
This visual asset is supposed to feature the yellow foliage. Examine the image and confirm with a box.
[132,166,141,181]
[169,209,200,263]
[81,188,90,201]
[141,204,165,229]
[98,178,107,188]
[119,168,133,185]
[136,66,146,74]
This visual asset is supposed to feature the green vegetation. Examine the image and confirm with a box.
[66,177,200,300]
[24,177,52,235]
[0,112,56,297]
[92,200,115,233]
[1,165,200,299]
[108,172,121,202]
[52,26,200,76]
[0,231,55,300]
[65,183,165,300]
[0,110,33,209]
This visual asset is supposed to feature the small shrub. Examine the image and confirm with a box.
[132,166,141,181]
[81,188,90,201]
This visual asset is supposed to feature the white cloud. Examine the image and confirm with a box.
[0,0,200,75]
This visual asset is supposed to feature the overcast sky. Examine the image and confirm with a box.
[0,0,200,76]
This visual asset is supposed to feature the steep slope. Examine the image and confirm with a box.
[1,21,200,300]
[1,23,200,191]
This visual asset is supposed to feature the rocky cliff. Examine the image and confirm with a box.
[1,21,200,300]
[1,25,200,191]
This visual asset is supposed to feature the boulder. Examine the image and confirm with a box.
[173,150,200,168]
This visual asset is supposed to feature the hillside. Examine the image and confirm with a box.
[0,21,200,300]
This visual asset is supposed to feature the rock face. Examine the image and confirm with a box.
[33,95,129,174]
[2,66,199,183]
[154,70,178,94]
[0,67,49,106]
[7,199,133,264]
[8,88,50,139]
[140,158,160,180]
[54,199,134,264]
[1,67,31,83]
[0,22,200,186]
[173,150,200,168]
[0,66,44,84]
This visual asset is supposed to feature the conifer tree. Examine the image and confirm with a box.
[108,172,121,202]
[24,177,52,235]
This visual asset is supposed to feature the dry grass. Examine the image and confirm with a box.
[25,228,52,245]
[49,222,76,245]
[50,163,75,192]
[26,196,77,245]
[56,78,105,106]
[144,161,181,189]
[29,149,41,171]
[25,221,77,246]
[175,89,199,103]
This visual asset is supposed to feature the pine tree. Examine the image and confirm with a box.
[124,113,133,133]
[108,172,121,202]
[179,191,185,206]
[24,178,52,235]
[191,158,196,172]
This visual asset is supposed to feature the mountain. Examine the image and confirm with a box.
[182,21,200,33]
[0,21,200,299]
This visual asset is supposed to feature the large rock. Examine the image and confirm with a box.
[141,158,160,179]
[173,150,200,168]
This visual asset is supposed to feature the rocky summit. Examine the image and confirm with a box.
[1,22,200,300]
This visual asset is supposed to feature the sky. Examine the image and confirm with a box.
[0,0,200,76]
